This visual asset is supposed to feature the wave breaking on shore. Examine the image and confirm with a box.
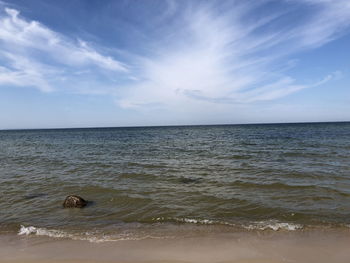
[17,219,304,243]
[18,225,174,243]
[154,217,303,231]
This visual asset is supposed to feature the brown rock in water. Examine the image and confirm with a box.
[63,195,87,208]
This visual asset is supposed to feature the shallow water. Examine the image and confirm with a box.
[1,122,350,240]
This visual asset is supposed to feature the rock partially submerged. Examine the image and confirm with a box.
[63,195,87,208]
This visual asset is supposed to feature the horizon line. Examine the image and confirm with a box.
[1,120,349,131]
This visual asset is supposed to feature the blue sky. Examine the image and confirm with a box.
[0,0,349,129]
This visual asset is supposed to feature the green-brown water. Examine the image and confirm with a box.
[1,122,350,241]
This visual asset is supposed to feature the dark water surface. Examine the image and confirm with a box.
[1,123,350,241]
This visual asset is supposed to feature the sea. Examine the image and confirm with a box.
[0,122,350,242]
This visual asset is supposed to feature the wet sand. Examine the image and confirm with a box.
[1,230,350,263]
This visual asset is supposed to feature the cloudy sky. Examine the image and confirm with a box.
[0,0,349,129]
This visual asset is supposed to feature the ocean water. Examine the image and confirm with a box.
[1,122,350,241]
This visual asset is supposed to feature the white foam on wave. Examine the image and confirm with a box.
[17,225,113,242]
[175,218,216,225]
[18,225,172,243]
[153,217,302,231]
[245,221,303,231]
[18,225,116,242]
[18,225,69,238]
[153,217,225,225]
[18,219,302,243]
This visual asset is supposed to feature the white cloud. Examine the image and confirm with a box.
[116,0,350,110]
[0,8,127,72]
[293,0,350,48]
[0,0,349,115]
[0,52,54,92]
[0,7,127,91]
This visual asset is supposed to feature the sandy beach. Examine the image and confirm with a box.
[1,230,350,263]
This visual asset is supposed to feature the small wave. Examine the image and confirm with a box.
[174,218,218,225]
[153,217,235,226]
[19,225,76,239]
[230,180,317,190]
[17,225,106,241]
[18,225,171,243]
[153,217,302,231]
[244,221,303,231]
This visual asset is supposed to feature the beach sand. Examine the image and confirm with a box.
[1,230,350,263]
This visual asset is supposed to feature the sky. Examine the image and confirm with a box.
[0,0,349,129]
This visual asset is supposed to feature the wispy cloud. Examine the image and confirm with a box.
[0,52,53,92]
[116,0,350,110]
[0,0,349,112]
[0,7,127,91]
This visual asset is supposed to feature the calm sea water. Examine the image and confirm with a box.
[1,123,350,241]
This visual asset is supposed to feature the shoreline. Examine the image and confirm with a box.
[1,229,350,263]
[2,221,349,243]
